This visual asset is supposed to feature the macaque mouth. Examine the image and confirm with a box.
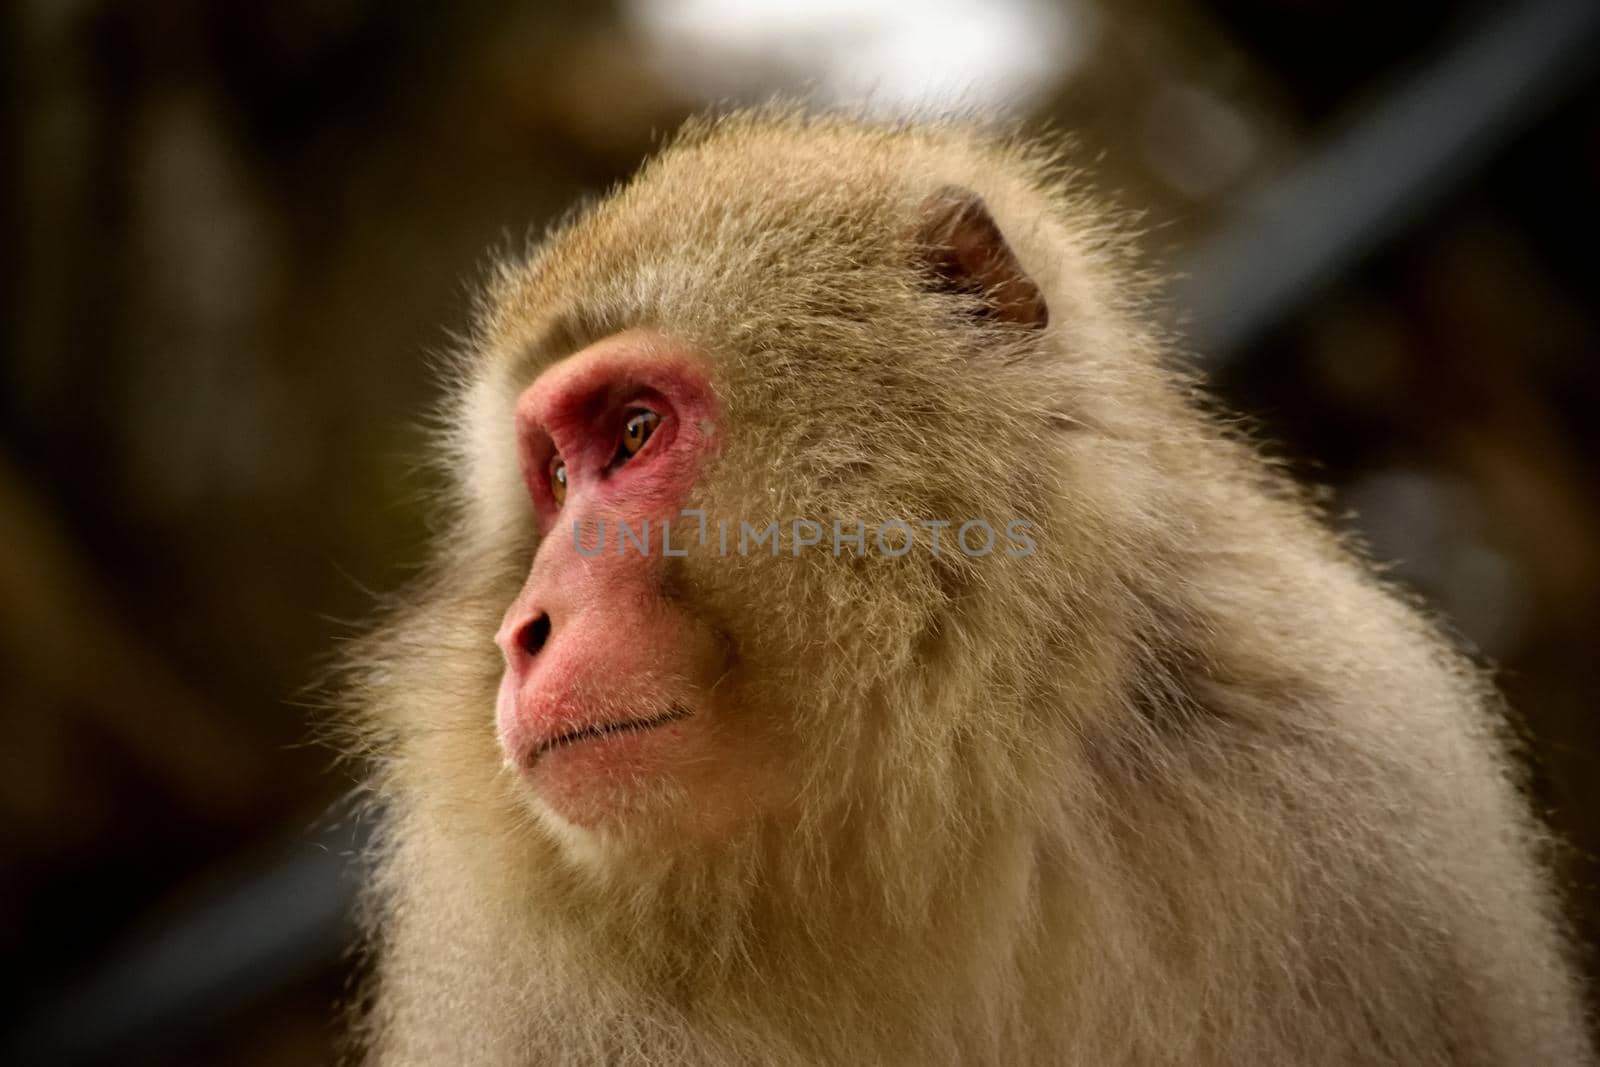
[534,704,693,759]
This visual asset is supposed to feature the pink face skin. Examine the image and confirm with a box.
[494,330,778,837]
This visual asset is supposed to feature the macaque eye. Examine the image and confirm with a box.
[618,409,661,461]
[549,457,568,507]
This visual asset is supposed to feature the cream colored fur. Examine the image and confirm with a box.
[344,110,1593,1065]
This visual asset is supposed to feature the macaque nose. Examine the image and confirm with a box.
[517,613,551,658]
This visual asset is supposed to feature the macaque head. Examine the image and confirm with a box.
[454,114,1097,858]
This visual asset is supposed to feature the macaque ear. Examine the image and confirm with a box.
[912,186,1048,329]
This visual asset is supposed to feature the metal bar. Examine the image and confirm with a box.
[4,817,368,1066]
[1173,0,1600,362]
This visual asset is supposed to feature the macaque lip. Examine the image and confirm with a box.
[532,704,694,761]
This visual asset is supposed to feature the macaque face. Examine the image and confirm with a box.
[493,329,784,837]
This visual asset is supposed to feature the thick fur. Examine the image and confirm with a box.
[344,110,1594,1064]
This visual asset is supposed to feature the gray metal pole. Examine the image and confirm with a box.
[1173,0,1600,363]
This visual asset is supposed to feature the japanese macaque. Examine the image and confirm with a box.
[344,110,1593,1065]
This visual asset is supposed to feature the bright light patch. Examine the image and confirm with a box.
[628,0,1093,116]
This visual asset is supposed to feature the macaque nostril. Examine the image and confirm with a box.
[518,614,551,657]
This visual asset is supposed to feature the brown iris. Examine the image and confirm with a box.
[619,409,660,459]
[548,457,568,507]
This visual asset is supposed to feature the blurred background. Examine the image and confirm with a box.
[4,0,1599,1062]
